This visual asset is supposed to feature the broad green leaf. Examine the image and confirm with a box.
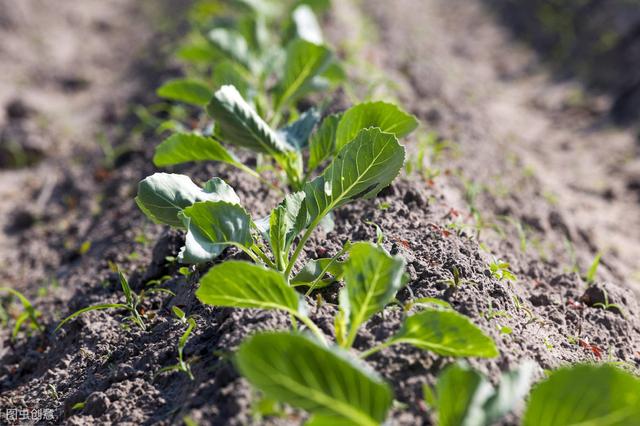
[435,363,492,426]
[212,60,253,100]
[321,62,346,85]
[523,364,640,426]
[300,128,405,227]
[238,14,269,52]
[388,310,498,357]
[153,133,238,167]
[277,108,321,150]
[179,201,253,264]
[135,173,239,228]
[341,242,406,334]
[157,79,212,107]
[197,261,301,312]
[208,28,255,71]
[292,5,323,44]
[307,113,341,172]
[274,39,333,111]
[335,101,419,151]
[177,39,218,64]
[291,258,344,287]
[207,85,294,155]
[293,0,332,13]
[269,192,305,263]
[236,332,393,426]
[433,361,534,426]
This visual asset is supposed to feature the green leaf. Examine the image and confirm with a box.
[341,242,406,336]
[118,272,132,305]
[196,261,301,312]
[291,258,344,287]
[523,364,640,426]
[269,192,305,264]
[238,14,269,52]
[586,252,601,283]
[207,28,255,71]
[207,85,294,155]
[211,60,253,100]
[177,39,218,64]
[172,306,186,320]
[292,5,323,44]
[435,363,492,426]
[55,303,129,332]
[277,108,321,150]
[135,173,239,228]
[434,361,534,426]
[179,201,253,264]
[300,128,405,228]
[389,310,499,357]
[307,113,341,172]
[274,39,333,111]
[335,101,419,151]
[235,332,393,426]
[179,317,196,350]
[153,132,238,167]
[157,79,212,107]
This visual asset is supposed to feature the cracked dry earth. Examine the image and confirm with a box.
[1,0,639,425]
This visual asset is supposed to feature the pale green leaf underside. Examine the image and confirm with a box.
[207,85,293,155]
[157,79,212,107]
[153,132,238,167]
[343,242,406,332]
[523,364,640,426]
[301,127,405,227]
[391,310,499,357]
[135,173,239,228]
[236,332,393,426]
[197,261,300,312]
[179,201,253,264]
[335,101,419,151]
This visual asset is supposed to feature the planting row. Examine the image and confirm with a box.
[3,0,639,424]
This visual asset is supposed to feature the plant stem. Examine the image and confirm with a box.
[251,245,276,269]
[343,325,359,349]
[284,216,323,278]
[237,245,263,265]
[304,245,348,297]
[359,340,395,359]
[295,313,328,347]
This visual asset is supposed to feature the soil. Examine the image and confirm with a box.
[1,0,639,425]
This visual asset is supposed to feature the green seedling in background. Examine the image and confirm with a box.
[489,259,517,282]
[585,251,601,284]
[0,287,44,340]
[55,271,146,332]
[156,306,197,380]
